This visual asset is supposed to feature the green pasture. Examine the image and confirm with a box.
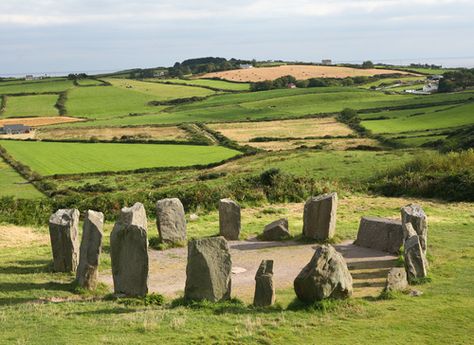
[361,102,474,134]
[75,79,107,86]
[0,158,43,199]
[0,79,74,95]
[0,140,240,175]
[2,94,59,117]
[157,78,251,91]
[360,76,424,89]
[106,78,215,99]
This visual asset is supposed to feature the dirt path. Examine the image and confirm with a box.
[100,239,397,302]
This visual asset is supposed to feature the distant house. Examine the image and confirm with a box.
[239,64,253,69]
[321,59,332,65]
[25,75,34,81]
[154,71,167,77]
[287,83,297,89]
[0,124,31,135]
[428,75,444,81]
[423,82,439,93]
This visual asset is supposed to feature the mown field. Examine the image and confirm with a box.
[2,94,59,117]
[0,140,240,175]
[0,79,74,95]
[156,78,251,91]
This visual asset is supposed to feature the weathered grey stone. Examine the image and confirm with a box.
[156,198,186,244]
[354,216,404,254]
[189,213,199,222]
[294,244,352,302]
[185,236,232,302]
[48,208,80,273]
[261,218,290,241]
[385,267,408,292]
[253,260,275,307]
[401,204,428,254]
[76,210,104,290]
[110,202,148,297]
[403,230,428,283]
[302,192,337,241]
[219,198,241,240]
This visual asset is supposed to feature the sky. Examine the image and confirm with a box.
[1,0,474,75]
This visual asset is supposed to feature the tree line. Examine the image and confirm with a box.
[438,69,474,92]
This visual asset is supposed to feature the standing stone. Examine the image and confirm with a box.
[294,244,352,302]
[253,260,275,307]
[261,218,290,241]
[219,198,241,240]
[156,198,187,244]
[110,202,149,297]
[185,237,232,302]
[354,216,404,254]
[302,192,337,241]
[49,208,80,273]
[385,267,408,292]
[401,204,428,254]
[403,224,428,283]
[76,210,104,290]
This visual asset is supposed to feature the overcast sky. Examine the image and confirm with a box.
[1,0,473,75]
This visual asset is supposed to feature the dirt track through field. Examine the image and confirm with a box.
[100,239,397,302]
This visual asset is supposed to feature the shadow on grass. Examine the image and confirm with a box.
[0,259,52,275]
[71,307,137,316]
[0,281,75,293]
[169,297,284,315]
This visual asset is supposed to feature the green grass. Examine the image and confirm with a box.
[106,78,215,99]
[2,94,59,117]
[0,158,43,199]
[66,86,166,119]
[0,196,472,344]
[0,140,240,175]
[0,79,74,95]
[361,102,474,134]
[360,77,424,89]
[157,78,251,91]
[76,79,106,86]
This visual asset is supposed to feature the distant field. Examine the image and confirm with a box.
[36,125,189,141]
[0,79,73,95]
[360,76,425,89]
[0,158,42,199]
[248,137,380,151]
[67,86,165,119]
[199,64,416,82]
[76,79,106,86]
[106,79,215,98]
[2,94,59,117]
[361,102,474,134]
[0,116,83,127]
[208,118,353,141]
[156,78,250,91]
[0,140,240,175]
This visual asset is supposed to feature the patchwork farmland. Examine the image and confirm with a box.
[0,60,473,345]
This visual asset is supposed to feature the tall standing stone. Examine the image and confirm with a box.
[403,223,428,283]
[76,210,104,290]
[185,237,232,302]
[219,198,241,240]
[294,244,352,302]
[354,216,404,254]
[253,260,275,307]
[302,192,338,241]
[49,208,80,273]
[401,204,428,254]
[110,202,149,297]
[156,198,187,244]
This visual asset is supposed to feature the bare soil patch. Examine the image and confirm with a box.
[249,138,380,151]
[36,125,189,141]
[0,116,84,127]
[199,65,415,82]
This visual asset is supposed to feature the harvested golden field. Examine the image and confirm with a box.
[199,65,414,82]
[249,138,380,151]
[208,117,354,142]
[36,125,189,141]
[0,116,83,127]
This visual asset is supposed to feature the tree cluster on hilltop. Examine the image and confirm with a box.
[438,69,474,92]
[169,57,255,77]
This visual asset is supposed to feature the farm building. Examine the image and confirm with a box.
[423,82,439,93]
[322,59,332,65]
[25,75,34,81]
[239,64,253,69]
[0,124,31,135]
[287,83,297,89]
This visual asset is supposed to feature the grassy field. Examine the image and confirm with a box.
[156,78,251,91]
[75,79,107,86]
[106,78,215,98]
[2,95,59,117]
[0,140,240,175]
[0,195,472,344]
[0,158,43,199]
[66,86,166,119]
[0,79,74,95]
[360,76,425,89]
[361,102,474,134]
